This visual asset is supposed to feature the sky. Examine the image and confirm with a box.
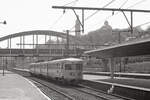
[0,0,150,48]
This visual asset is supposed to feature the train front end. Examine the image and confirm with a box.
[62,58,83,84]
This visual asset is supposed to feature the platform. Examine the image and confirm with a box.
[0,70,51,100]
[83,71,150,79]
[83,74,150,99]
[83,74,150,89]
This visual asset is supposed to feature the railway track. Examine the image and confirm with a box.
[73,86,123,100]
[78,84,134,100]
[29,77,75,100]
[12,69,150,100]
[28,77,127,100]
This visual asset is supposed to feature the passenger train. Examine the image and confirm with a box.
[29,58,83,84]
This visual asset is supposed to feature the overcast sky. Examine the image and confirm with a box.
[0,0,150,38]
[0,0,150,36]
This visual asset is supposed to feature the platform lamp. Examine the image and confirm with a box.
[0,20,7,76]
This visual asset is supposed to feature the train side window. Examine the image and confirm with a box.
[65,64,72,70]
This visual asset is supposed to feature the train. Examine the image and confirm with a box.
[29,58,83,84]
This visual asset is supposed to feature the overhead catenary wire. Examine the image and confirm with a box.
[64,0,79,6]
[84,0,147,34]
[85,0,116,21]
[50,0,79,29]
[128,0,147,8]
[135,21,150,28]
[119,0,128,9]
[50,14,64,29]
[94,0,147,29]
[104,0,148,34]
[104,0,147,21]
[69,0,117,31]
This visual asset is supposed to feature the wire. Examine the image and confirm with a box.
[50,14,64,29]
[86,0,146,33]
[119,0,128,9]
[50,0,79,29]
[135,21,150,28]
[84,0,128,31]
[128,0,147,8]
[85,0,116,20]
[63,0,79,6]
[100,0,146,23]
[69,0,117,31]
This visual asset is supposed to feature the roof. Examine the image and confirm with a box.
[30,58,83,65]
[85,38,150,58]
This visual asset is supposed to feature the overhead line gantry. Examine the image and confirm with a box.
[52,6,150,79]
[52,6,150,35]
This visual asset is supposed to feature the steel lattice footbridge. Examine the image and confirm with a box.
[0,30,104,57]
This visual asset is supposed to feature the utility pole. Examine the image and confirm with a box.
[65,30,69,57]
[0,20,6,76]
[118,32,122,73]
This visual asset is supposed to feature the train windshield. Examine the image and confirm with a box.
[65,64,82,70]
[76,64,82,70]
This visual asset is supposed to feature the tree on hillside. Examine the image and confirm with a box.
[83,21,114,45]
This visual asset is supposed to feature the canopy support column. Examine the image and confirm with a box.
[109,57,115,79]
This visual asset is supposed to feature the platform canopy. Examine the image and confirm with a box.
[85,38,150,58]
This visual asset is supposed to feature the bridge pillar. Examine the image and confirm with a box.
[48,35,51,60]
[7,39,9,48]
[7,38,11,48]
[45,35,47,44]
[57,36,59,44]
[33,34,35,48]
[20,36,22,49]
[36,34,38,45]
[36,34,39,61]
[45,34,48,60]
[10,38,12,49]
[9,38,12,64]
[23,35,25,49]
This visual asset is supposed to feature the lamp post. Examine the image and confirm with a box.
[0,20,6,25]
[0,20,7,76]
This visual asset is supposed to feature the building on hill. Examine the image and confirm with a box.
[86,20,113,45]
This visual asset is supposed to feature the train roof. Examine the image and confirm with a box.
[30,58,83,65]
[48,58,83,63]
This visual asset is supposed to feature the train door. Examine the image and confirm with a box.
[76,63,83,79]
[64,63,73,79]
[60,62,64,78]
[55,63,62,77]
